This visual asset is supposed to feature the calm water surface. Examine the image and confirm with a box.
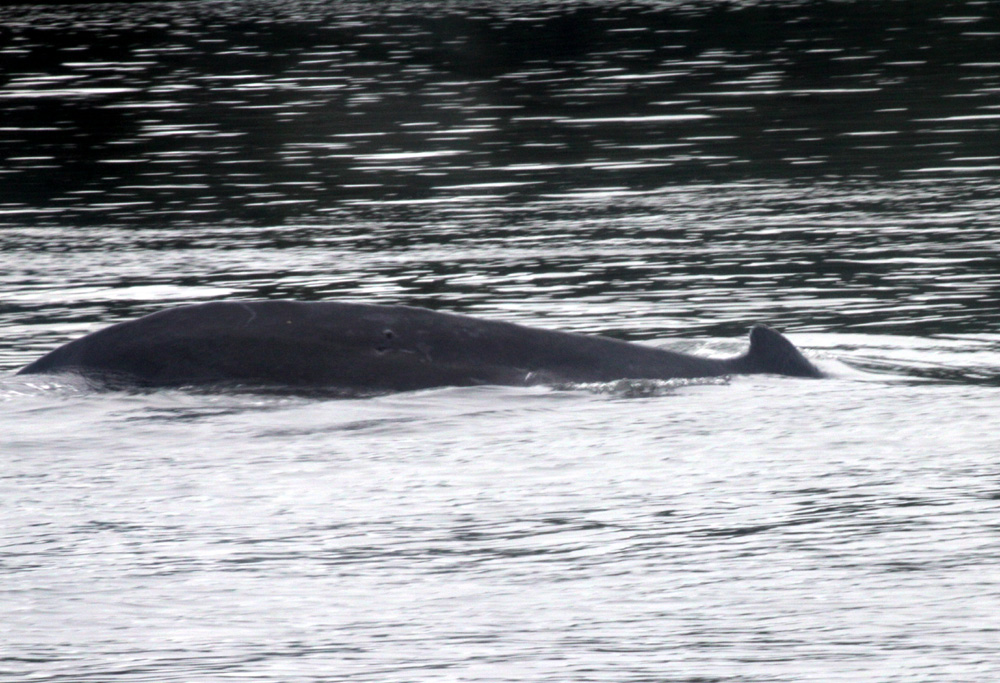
[3,1,1000,681]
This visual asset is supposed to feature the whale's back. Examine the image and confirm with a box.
[18,301,823,391]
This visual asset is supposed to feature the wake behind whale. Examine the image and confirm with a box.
[18,300,823,393]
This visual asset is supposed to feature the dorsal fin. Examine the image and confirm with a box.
[741,325,823,378]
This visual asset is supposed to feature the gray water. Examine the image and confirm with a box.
[3,1,1000,681]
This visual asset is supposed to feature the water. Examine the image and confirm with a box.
[3,1,1000,681]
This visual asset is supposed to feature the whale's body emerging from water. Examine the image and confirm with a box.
[18,301,823,392]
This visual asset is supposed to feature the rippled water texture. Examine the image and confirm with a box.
[2,0,1000,225]
[3,1,1000,682]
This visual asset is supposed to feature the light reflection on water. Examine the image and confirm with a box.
[2,0,1000,224]
[3,379,1000,681]
[4,180,1000,363]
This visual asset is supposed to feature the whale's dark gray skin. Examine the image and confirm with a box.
[18,300,823,392]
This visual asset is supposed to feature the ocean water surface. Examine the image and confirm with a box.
[3,1,1000,681]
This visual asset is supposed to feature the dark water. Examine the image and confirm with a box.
[3,0,1000,225]
[3,1,1000,681]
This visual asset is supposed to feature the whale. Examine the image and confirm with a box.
[17,300,823,392]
